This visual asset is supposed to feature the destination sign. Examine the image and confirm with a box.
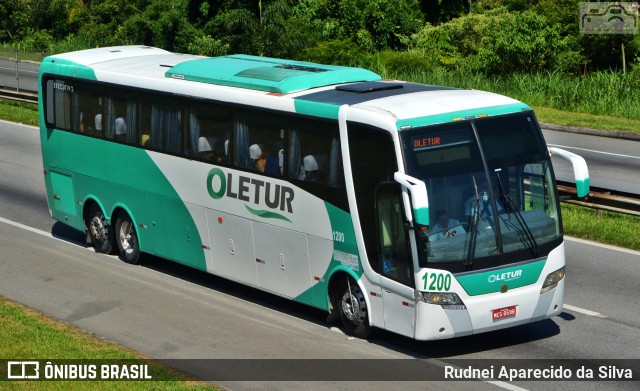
[410,127,472,152]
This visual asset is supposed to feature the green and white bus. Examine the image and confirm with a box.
[39,46,589,340]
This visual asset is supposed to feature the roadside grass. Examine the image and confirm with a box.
[0,296,218,390]
[561,203,640,252]
[534,106,640,135]
[0,99,39,127]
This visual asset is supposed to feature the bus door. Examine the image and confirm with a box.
[48,169,79,225]
[376,183,416,337]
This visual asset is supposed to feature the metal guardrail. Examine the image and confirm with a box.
[0,91,639,216]
[0,88,38,103]
[557,181,640,217]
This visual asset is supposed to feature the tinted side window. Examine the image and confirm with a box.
[185,102,232,164]
[288,118,343,188]
[104,89,137,144]
[45,79,72,130]
[235,109,284,176]
[348,123,397,274]
[140,95,182,154]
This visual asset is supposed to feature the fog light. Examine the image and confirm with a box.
[540,266,565,294]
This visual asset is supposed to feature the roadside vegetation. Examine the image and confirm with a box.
[0,296,218,390]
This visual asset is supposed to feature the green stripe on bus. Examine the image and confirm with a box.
[293,202,361,310]
[576,178,590,198]
[396,103,531,129]
[45,132,207,271]
[293,100,340,119]
[244,204,292,223]
[455,259,546,296]
[39,58,98,80]
[414,207,429,226]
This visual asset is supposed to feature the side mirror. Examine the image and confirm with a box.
[549,147,590,198]
[394,172,429,227]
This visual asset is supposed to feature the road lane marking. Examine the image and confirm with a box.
[0,215,91,250]
[563,304,607,319]
[548,144,640,160]
[566,236,640,256]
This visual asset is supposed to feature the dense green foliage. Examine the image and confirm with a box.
[3,0,639,73]
[2,0,639,120]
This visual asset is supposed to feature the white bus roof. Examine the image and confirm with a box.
[42,46,530,127]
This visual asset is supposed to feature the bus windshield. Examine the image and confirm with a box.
[402,112,562,273]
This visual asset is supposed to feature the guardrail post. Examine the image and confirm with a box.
[15,48,20,93]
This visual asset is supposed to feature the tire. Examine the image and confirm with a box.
[114,212,141,264]
[339,277,372,339]
[87,203,114,254]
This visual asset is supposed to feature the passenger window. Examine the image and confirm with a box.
[104,90,137,144]
[234,109,284,176]
[185,102,232,164]
[140,96,182,153]
[45,79,72,130]
[69,82,103,136]
[376,183,412,286]
[288,118,342,187]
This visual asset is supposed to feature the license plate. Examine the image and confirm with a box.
[492,305,517,321]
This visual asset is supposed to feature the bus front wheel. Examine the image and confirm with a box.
[339,277,371,339]
[87,203,113,254]
[115,213,141,264]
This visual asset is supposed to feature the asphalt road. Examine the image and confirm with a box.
[1,122,639,391]
[542,128,640,195]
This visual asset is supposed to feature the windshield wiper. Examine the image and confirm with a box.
[464,176,481,271]
[494,172,540,257]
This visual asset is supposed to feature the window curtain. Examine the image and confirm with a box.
[165,106,181,154]
[150,104,164,149]
[189,111,200,156]
[329,137,340,187]
[235,116,250,168]
[288,130,302,179]
[150,101,181,152]
[72,92,81,131]
[105,97,116,139]
[125,101,137,144]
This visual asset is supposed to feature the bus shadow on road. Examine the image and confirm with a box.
[137,250,563,359]
[51,221,89,247]
[48,222,564,359]
[372,319,562,358]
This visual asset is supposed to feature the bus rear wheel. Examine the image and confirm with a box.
[87,203,113,254]
[339,277,371,339]
[115,213,141,264]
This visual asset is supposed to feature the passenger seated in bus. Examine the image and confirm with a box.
[250,144,279,175]
[223,140,230,162]
[141,129,150,146]
[95,114,103,133]
[115,117,127,141]
[198,136,217,160]
[78,112,85,133]
[429,209,465,241]
[250,144,266,173]
[302,154,327,183]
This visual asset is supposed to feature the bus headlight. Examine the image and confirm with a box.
[540,266,565,295]
[421,292,466,309]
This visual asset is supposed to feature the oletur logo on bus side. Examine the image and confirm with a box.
[206,168,294,222]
